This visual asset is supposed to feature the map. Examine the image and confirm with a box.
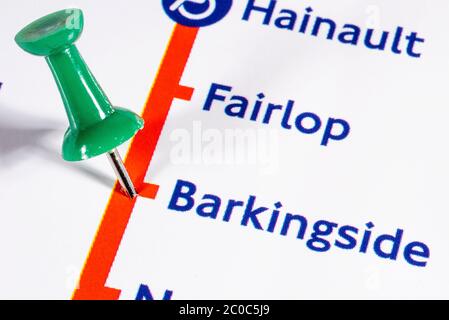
[0,0,448,299]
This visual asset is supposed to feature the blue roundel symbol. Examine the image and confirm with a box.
[162,0,233,27]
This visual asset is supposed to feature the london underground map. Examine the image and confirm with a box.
[1,0,448,299]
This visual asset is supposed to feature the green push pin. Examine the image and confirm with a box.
[15,8,143,198]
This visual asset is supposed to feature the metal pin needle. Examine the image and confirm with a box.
[106,149,137,199]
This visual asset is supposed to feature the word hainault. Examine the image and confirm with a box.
[242,0,425,58]
[168,179,430,267]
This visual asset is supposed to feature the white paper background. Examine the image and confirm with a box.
[1,0,448,299]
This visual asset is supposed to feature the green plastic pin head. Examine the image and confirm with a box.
[15,9,144,161]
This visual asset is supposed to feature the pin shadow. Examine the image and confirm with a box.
[0,105,115,189]
[38,144,116,189]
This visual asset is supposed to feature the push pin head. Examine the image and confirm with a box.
[14,9,83,57]
[15,9,144,161]
[15,9,144,198]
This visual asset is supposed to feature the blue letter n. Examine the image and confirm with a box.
[135,284,173,300]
